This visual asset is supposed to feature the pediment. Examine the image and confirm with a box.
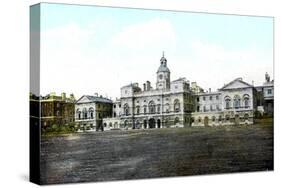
[221,78,252,90]
[76,95,91,103]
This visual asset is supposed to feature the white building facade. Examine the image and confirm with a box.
[102,54,274,130]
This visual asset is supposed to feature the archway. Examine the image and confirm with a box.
[148,118,155,128]
[174,117,180,125]
[135,120,140,129]
[157,119,161,128]
[143,120,147,129]
[204,116,209,126]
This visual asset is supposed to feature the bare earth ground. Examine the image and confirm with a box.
[40,120,273,185]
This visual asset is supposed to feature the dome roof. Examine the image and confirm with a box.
[157,55,170,73]
[157,64,170,73]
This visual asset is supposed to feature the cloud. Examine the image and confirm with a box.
[110,18,176,51]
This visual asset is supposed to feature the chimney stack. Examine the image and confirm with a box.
[143,83,146,91]
[146,81,151,91]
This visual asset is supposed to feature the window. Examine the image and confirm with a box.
[125,90,127,94]
[197,106,200,112]
[233,95,241,109]
[225,97,231,109]
[203,106,206,112]
[136,106,140,115]
[165,103,170,113]
[113,105,116,108]
[216,95,219,100]
[148,101,156,114]
[212,116,216,122]
[197,97,199,102]
[175,85,178,89]
[159,74,163,79]
[174,99,180,112]
[268,89,272,94]
[124,104,129,116]
[216,105,220,111]
[244,98,249,108]
[210,105,213,111]
[210,96,212,100]
[203,96,206,101]
[157,104,161,113]
[83,108,87,119]
[143,105,147,114]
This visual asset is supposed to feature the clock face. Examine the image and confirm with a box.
[159,74,163,79]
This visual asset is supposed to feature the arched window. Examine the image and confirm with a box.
[89,107,94,119]
[174,99,180,112]
[143,105,147,114]
[136,106,140,115]
[212,116,216,122]
[198,117,202,123]
[148,101,156,114]
[225,96,231,109]
[124,104,129,116]
[218,115,222,122]
[243,94,250,108]
[244,98,249,108]
[165,103,170,113]
[83,108,87,119]
[233,95,241,109]
[157,104,161,113]
[76,109,81,120]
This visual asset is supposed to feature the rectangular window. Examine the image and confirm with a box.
[216,95,219,100]
[210,96,212,100]
[268,89,272,94]
[203,96,205,101]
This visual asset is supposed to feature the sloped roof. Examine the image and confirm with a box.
[220,78,253,90]
[76,95,112,104]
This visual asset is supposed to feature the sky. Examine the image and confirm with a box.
[38,3,274,99]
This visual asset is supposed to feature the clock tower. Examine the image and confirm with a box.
[156,52,170,90]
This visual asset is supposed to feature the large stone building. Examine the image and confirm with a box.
[75,95,113,131]
[103,54,274,130]
[117,54,195,129]
[40,92,76,128]
[192,78,257,126]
